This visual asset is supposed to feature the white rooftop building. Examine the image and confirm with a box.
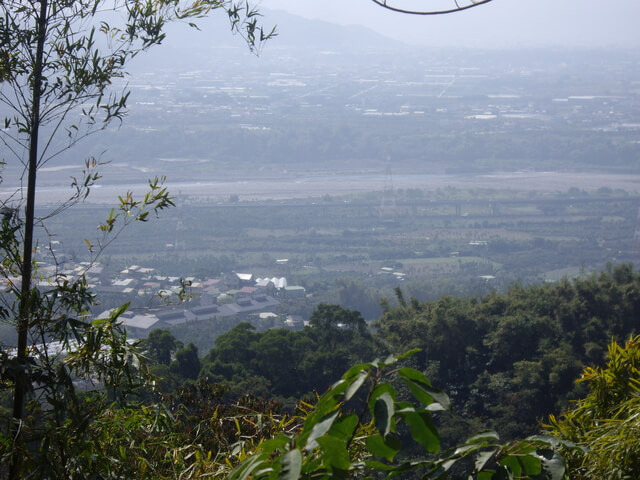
[255,277,287,289]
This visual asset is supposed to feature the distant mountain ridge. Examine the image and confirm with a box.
[129,8,406,71]
[261,9,407,53]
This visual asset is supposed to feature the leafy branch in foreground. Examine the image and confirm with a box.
[370,0,494,16]
[86,175,175,255]
[546,335,640,480]
[229,350,575,479]
[0,301,149,478]
[0,4,274,475]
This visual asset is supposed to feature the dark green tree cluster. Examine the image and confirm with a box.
[376,263,640,439]
[140,306,376,400]
[200,305,377,399]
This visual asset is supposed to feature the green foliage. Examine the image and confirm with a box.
[375,265,640,440]
[201,306,377,399]
[0,380,291,479]
[309,303,370,349]
[170,342,201,380]
[0,305,151,477]
[0,1,274,477]
[0,176,190,476]
[334,278,382,320]
[183,266,640,450]
[546,335,640,480]
[144,328,179,365]
[230,350,573,479]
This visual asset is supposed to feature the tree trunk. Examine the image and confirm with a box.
[10,1,48,478]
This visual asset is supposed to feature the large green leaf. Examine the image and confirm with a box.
[519,453,542,476]
[259,433,291,455]
[305,412,339,451]
[398,368,451,410]
[538,449,566,480]
[474,449,497,472]
[455,440,494,456]
[396,348,422,360]
[328,414,358,444]
[344,370,369,402]
[228,453,270,480]
[499,457,522,478]
[301,388,342,442]
[368,383,395,415]
[325,379,350,400]
[374,392,394,437]
[341,362,373,380]
[529,434,585,453]
[279,449,302,480]
[400,411,440,453]
[365,434,401,461]
[316,435,350,470]
[467,431,500,444]
[397,368,433,387]
[108,302,130,321]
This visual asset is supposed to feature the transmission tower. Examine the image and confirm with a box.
[379,165,398,222]
[633,206,640,254]
[175,192,187,253]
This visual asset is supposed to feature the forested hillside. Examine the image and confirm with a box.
[376,264,639,440]
[146,264,639,445]
[2,263,639,477]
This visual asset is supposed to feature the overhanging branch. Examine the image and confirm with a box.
[370,0,494,15]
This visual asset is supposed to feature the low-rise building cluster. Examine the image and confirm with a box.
[21,249,308,336]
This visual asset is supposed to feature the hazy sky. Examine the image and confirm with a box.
[266,0,640,48]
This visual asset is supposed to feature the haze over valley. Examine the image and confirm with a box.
[1,6,639,349]
[2,12,639,305]
[3,11,640,202]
